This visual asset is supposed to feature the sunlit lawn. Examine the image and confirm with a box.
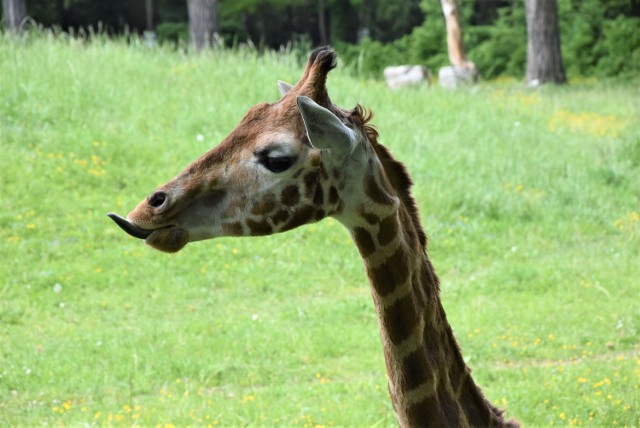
[1,33,638,426]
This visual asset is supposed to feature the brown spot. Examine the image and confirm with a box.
[271,209,290,226]
[377,214,398,246]
[328,186,339,205]
[223,222,244,236]
[357,205,380,225]
[247,219,273,236]
[201,190,226,208]
[400,209,418,249]
[353,227,376,257]
[437,388,461,427]
[364,167,395,205]
[370,246,409,296]
[406,393,442,423]
[205,175,219,188]
[331,199,344,216]
[448,359,468,397]
[304,171,319,197]
[310,153,322,167]
[281,185,300,207]
[412,268,434,309]
[313,185,324,206]
[292,169,304,179]
[383,293,419,346]
[281,205,315,232]
[314,209,326,221]
[423,321,443,356]
[400,347,433,392]
[224,198,244,217]
[250,193,276,215]
[333,169,341,180]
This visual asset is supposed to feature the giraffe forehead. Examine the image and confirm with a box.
[191,101,301,166]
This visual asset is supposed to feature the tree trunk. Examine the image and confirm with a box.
[318,0,328,46]
[525,0,566,84]
[55,0,68,30]
[187,0,218,51]
[2,0,26,33]
[440,0,475,70]
[145,0,154,31]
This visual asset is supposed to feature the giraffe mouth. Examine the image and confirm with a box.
[107,213,156,239]
[108,213,189,253]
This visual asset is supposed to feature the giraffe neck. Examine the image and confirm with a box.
[351,202,508,427]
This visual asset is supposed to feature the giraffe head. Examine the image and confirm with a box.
[109,47,383,253]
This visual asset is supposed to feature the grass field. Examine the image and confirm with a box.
[1,33,639,427]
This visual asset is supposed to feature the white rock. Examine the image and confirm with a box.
[438,66,478,89]
[383,65,432,90]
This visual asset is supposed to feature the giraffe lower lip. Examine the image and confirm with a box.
[107,213,155,239]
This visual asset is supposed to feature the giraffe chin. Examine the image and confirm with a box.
[144,228,189,253]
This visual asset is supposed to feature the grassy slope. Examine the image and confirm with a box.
[0,34,638,426]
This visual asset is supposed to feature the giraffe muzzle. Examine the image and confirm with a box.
[107,213,154,240]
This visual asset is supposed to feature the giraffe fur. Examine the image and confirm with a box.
[109,47,520,428]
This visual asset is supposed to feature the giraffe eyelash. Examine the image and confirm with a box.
[254,150,297,173]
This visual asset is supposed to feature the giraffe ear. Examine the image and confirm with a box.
[296,96,356,155]
[277,80,294,96]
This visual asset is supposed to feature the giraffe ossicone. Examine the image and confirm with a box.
[109,47,519,427]
[277,79,294,96]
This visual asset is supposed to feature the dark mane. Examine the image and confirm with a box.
[352,104,428,249]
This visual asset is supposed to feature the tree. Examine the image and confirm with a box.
[440,0,475,70]
[2,0,26,33]
[525,0,566,84]
[360,0,424,43]
[438,0,477,88]
[318,0,327,45]
[187,0,218,50]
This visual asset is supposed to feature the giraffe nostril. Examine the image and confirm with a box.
[148,191,167,209]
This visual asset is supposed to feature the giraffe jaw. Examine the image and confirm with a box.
[107,213,188,253]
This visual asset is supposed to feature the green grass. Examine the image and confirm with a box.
[1,32,639,427]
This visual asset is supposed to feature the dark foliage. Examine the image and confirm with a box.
[6,0,639,79]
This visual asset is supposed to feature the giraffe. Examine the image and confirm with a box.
[108,47,519,427]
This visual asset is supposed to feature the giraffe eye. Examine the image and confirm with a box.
[261,156,295,173]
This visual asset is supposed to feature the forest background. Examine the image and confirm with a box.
[5,0,640,80]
